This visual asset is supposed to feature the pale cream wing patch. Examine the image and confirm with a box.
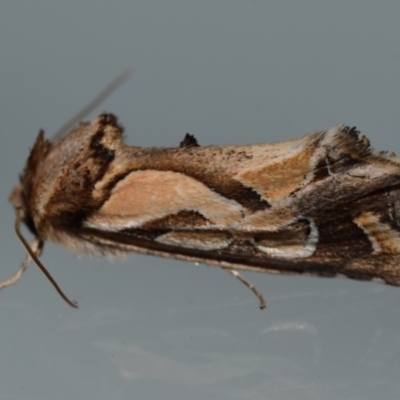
[85,170,245,230]
[155,231,233,251]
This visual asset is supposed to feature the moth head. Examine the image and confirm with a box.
[5,72,131,308]
[8,130,78,308]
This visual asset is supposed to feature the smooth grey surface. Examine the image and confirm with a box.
[1,2,400,399]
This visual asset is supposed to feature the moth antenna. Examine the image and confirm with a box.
[223,268,266,309]
[13,214,78,308]
[53,69,133,141]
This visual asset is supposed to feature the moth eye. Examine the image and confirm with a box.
[24,215,38,235]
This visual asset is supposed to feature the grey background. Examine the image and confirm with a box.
[1,1,400,399]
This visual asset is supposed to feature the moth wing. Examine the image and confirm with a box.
[81,165,400,286]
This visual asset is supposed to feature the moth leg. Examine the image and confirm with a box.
[223,268,266,309]
[0,238,43,290]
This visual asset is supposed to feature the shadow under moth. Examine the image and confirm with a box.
[4,80,400,309]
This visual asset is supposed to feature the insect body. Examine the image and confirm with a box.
[6,111,400,308]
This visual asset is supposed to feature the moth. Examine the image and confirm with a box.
[5,81,400,309]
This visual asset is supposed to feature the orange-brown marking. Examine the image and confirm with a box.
[238,144,315,201]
